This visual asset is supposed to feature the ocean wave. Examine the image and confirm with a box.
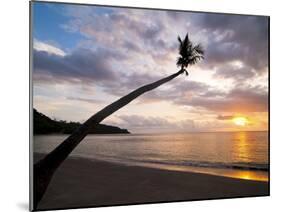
[92,154,269,172]
[128,158,269,171]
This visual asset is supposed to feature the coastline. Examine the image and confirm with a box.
[35,153,269,210]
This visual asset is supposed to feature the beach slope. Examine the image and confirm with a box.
[35,154,269,210]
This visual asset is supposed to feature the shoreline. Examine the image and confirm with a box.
[35,153,269,210]
[35,151,269,182]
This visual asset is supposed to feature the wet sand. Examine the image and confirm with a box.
[35,153,269,210]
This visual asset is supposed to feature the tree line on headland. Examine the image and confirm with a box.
[33,109,130,134]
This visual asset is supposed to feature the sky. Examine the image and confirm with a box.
[32,2,269,133]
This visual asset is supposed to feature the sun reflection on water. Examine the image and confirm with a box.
[35,132,268,182]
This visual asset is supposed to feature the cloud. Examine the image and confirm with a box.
[66,97,104,104]
[135,78,268,113]
[130,78,223,105]
[116,114,195,132]
[214,63,256,81]
[200,14,268,74]
[178,86,268,112]
[34,39,66,56]
[63,6,268,85]
[118,115,174,128]
[112,114,237,133]
[33,47,125,84]
[64,8,167,51]
[217,115,235,120]
[62,6,182,68]
[102,72,163,97]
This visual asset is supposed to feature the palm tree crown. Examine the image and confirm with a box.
[177,33,204,75]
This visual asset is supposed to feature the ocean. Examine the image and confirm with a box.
[34,131,269,181]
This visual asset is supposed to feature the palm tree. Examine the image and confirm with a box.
[33,32,204,209]
[177,34,204,75]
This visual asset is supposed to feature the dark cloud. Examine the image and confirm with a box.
[148,11,268,82]
[33,48,125,84]
[108,10,165,41]
[217,115,235,120]
[142,80,221,103]
[123,40,142,52]
[214,64,256,80]
[198,89,226,98]
[66,97,104,104]
[177,86,268,112]
[101,72,161,97]
[201,14,269,73]
[165,11,187,20]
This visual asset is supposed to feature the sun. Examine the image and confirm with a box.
[232,117,248,126]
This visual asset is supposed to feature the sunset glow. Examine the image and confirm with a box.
[232,117,248,126]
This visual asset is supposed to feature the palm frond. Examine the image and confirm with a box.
[177,32,205,69]
[183,34,189,47]
[177,36,182,45]
[188,55,204,65]
[193,44,204,56]
[177,36,183,52]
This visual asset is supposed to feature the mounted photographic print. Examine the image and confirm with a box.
[30,1,269,211]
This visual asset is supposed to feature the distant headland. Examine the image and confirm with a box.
[33,109,130,134]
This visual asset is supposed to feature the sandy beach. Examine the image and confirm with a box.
[35,153,269,210]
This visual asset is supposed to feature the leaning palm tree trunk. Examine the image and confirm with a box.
[34,69,185,208]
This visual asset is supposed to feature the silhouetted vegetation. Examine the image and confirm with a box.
[34,109,130,134]
[177,34,204,75]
